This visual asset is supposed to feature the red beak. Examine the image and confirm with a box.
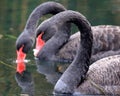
[33,32,45,56]
[16,46,26,74]
[16,62,26,74]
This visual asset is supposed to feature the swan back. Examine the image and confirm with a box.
[77,55,120,94]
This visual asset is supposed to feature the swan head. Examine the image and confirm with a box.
[33,18,57,56]
[36,18,56,41]
[54,79,74,94]
[16,29,35,54]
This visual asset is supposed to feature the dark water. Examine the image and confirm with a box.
[0,0,120,96]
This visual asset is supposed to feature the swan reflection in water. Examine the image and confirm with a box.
[35,58,69,85]
[15,69,35,96]
[15,59,70,96]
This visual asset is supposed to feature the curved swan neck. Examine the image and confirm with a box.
[54,10,93,94]
[55,10,92,62]
[25,2,66,34]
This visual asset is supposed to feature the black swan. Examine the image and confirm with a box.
[35,18,120,63]
[15,1,70,74]
[36,10,120,95]
[36,10,93,61]
[35,11,120,96]
[54,55,120,95]
[16,1,68,54]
